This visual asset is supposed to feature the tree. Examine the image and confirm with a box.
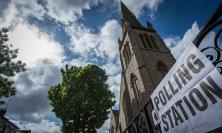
[0,28,26,104]
[48,64,115,133]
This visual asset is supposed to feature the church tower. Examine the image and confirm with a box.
[112,1,176,133]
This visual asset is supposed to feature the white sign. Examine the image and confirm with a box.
[151,43,222,133]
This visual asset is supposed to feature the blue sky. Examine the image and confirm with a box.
[0,0,220,133]
[28,0,221,45]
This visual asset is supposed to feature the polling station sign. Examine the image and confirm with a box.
[150,43,222,133]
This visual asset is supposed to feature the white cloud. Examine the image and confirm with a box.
[46,0,90,24]
[164,22,200,59]
[0,2,19,28]
[7,59,61,123]
[68,19,121,62]
[0,0,45,28]
[24,119,61,133]
[0,0,12,22]
[98,20,122,60]
[164,36,180,48]
[13,0,45,20]
[122,0,163,17]
[8,23,64,67]
[0,0,117,28]
[0,0,162,29]
[102,63,121,76]
[46,0,118,24]
[7,118,61,133]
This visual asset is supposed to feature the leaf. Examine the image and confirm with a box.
[48,64,115,132]
[0,27,26,102]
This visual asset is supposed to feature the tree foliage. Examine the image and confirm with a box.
[0,28,26,104]
[48,64,115,133]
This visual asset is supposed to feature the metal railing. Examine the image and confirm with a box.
[193,3,222,74]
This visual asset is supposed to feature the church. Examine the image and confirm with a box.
[109,1,175,133]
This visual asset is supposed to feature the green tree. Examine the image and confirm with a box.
[48,64,115,133]
[0,28,26,104]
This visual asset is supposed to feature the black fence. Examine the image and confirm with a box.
[193,3,222,74]
[123,101,156,133]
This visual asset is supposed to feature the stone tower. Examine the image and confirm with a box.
[110,1,176,133]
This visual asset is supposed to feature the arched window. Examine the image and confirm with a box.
[131,74,141,104]
[122,91,129,123]
[123,42,132,67]
[122,98,127,115]
[157,61,168,76]
[126,42,131,58]
[140,34,147,48]
[123,48,129,65]
[111,126,114,133]
[146,35,159,50]
[119,123,122,133]
[144,34,153,49]
[139,33,153,49]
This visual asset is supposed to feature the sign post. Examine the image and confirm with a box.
[151,43,222,133]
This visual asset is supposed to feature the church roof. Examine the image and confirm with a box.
[0,115,20,129]
[0,108,31,132]
[120,1,143,28]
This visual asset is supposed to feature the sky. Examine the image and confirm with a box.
[0,0,221,133]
